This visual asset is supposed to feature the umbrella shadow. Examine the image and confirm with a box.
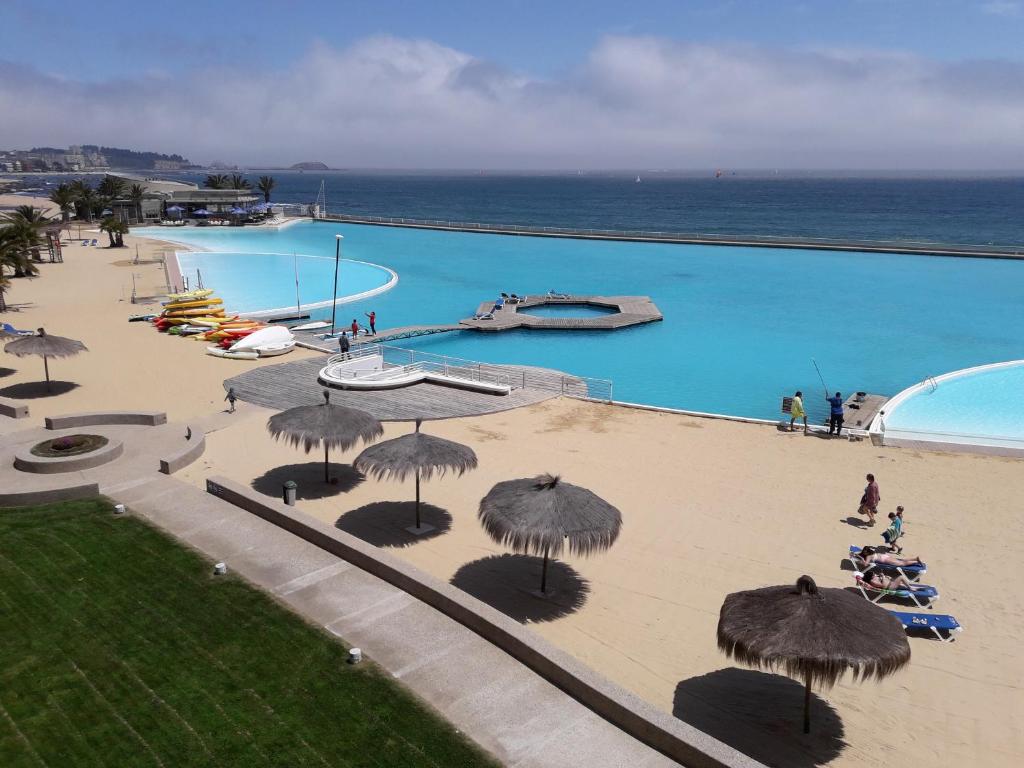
[450,554,590,623]
[0,380,79,399]
[673,668,846,767]
[840,516,871,529]
[0,367,16,378]
[250,462,364,500]
[335,501,452,547]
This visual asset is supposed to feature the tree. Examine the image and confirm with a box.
[97,175,127,200]
[204,174,229,189]
[99,217,128,248]
[257,175,275,203]
[4,206,49,262]
[0,223,40,293]
[230,174,252,190]
[128,183,145,223]
[49,183,76,224]
[70,180,97,222]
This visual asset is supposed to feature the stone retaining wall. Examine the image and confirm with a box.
[0,397,29,419]
[45,411,168,430]
[205,476,761,768]
[159,430,206,474]
[0,482,99,508]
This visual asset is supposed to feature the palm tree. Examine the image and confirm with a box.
[5,206,49,262]
[128,183,145,223]
[204,174,229,189]
[230,174,252,190]
[49,184,76,224]
[97,175,127,200]
[256,175,275,203]
[0,224,39,286]
[99,217,127,248]
[70,180,97,222]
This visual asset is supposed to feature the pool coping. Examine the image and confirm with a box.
[870,359,1024,457]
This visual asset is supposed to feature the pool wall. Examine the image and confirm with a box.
[870,360,1024,458]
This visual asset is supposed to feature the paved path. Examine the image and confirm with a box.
[108,473,680,767]
[225,356,562,419]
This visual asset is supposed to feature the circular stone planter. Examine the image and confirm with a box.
[15,437,124,474]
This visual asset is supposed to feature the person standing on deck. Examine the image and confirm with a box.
[350,318,359,338]
[826,391,844,437]
[858,473,880,525]
[789,390,807,434]
[365,311,376,335]
[339,331,350,360]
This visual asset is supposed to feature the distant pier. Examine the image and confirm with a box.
[313,213,1024,260]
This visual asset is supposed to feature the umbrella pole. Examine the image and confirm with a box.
[803,673,811,734]
[324,443,330,483]
[415,470,421,529]
[44,356,51,390]
[540,547,549,594]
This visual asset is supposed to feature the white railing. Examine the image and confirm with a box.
[322,344,614,400]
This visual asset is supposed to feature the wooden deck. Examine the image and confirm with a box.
[461,295,663,332]
[225,355,565,420]
[841,393,888,429]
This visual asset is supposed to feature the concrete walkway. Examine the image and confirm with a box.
[109,473,680,767]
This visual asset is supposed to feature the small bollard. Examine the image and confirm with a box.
[282,480,297,506]
[113,503,126,515]
[213,562,227,576]
[348,648,362,664]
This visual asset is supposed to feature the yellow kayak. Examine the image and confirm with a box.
[162,307,226,318]
[165,288,214,302]
[189,316,238,328]
[162,297,224,310]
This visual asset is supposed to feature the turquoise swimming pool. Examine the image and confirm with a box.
[136,221,1024,422]
[879,361,1024,446]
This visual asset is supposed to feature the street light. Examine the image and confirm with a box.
[330,234,343,335]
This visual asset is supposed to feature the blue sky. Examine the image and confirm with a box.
[2,0,1022,168]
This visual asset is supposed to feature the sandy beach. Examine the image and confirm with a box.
[3,217,1022,767]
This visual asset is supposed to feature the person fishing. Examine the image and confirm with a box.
[827,392,845,437]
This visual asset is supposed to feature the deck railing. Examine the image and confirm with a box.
[324,344,614,401]
[311,212,1024,256]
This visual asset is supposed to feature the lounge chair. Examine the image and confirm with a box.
[2,323,34,336]
[853,574,939,609]
[81,239,90,246]
[891,611,962,642]
[848,545,926,582]
[90,238,98,246]
[547,290,570,299]
[473,312,494,321]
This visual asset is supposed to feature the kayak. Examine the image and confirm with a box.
[165,288,214,302]
[162,307,226,318]
[162,297,223,310]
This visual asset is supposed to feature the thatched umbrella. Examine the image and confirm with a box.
[267,390,383,482]
[354,418,477,531]
[717,575,910,734]
[478,473,621,593]
[4,328,88,391]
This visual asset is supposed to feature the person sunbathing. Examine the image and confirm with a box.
[857,546,922,566]
[855,572,925,592]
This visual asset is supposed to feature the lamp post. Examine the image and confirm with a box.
[330,234,343,335]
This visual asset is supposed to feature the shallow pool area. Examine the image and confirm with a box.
[875,361,1024,454]
[136,222,1024,422]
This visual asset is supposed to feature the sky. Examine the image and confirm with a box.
[1,0,1022,169]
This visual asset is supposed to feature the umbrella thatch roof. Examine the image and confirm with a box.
[354,419,477,482]
[478,473,621,558]
[717,575,910,689]
[5,328,87,359]
[267,390,383,453]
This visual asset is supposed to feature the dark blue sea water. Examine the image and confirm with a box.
[10,170,1024,246]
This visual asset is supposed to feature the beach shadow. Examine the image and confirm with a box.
[335,501,451,547]
[842,586,928,608]
[0,367,16,379]
[839,559,856,573]
[450,554,589,623]
[0,380,79,399]
[250,462,364,500]
[839,516,871,529]
[673,668,846,767]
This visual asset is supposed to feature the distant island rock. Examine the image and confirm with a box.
[290,161,330,170]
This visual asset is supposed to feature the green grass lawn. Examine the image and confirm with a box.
[0,500,499,768]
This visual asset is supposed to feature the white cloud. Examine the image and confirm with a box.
[981,1,1022,17]
[1,34,1022,169]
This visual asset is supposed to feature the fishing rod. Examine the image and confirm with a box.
[812,358,830,397]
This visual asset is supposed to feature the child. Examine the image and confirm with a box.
[882,506,904,553]
[224,387,237,414]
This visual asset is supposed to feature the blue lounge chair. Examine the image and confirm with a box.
[2,323,34,336]
[90,238,98,246]
[853,574,939,609]
[81,239,90,246]
[849,545,926,582]
[891,611,962,642]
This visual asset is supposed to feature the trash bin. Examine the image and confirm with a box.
[283,480,297,506]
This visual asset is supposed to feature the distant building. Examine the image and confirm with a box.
[105,173,259,221]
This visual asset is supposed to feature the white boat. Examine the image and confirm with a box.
[289,320,330,331]
[229,325,293,351]
[635,175,641,183]
[253,341,296,357]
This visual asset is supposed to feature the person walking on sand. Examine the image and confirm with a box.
[826,391,844,437]
[224,387,237,414]
[350,318,360,338]
[789,390,807,434]
[338,331,350,360]
[858,473,880,525]
[365,310,376,335]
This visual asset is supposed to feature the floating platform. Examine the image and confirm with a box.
[462,295,663,332]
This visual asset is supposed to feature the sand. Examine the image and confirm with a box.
[3,219,1022,767]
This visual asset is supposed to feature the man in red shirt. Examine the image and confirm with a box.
[365,310,376,335]
[350,319,359,338]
